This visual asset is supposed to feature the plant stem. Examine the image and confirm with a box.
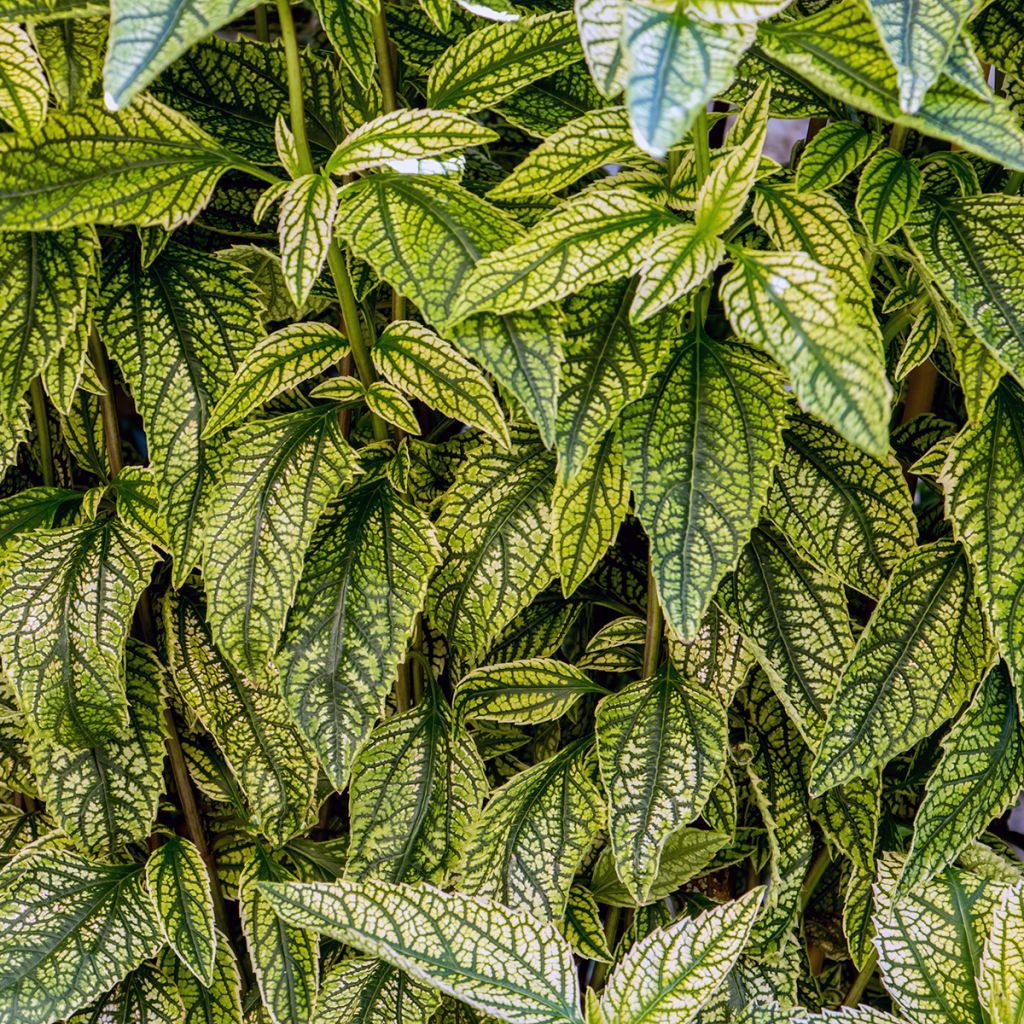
[275,0,314,177]
[88,330,123,476]
[799,846,832,911]
[843,950,878,1006]
[691,108,712,186]
[1005,169,1024,195]
[29,378,55,487]
[642,563,664,678]
[254,2,269,41]
[888,121,909,154]
[371,7,398,113]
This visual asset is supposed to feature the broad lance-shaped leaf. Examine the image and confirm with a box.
[719,525,855,746]
[795,120,882,193]
[0,227,94,422]
[905,195,1024,381]
[29,641,167,858]
[810,541,995,795]
[159,933,242,1024]
[99,243,263,584]
[855,148,921,244]
[900,664,1024,894]
[255,879,585,1024]
[278,476,439,790]
[721,247,891,458]
[460,738,603,920]
[596,889,763,1024]
[979,882,1024,1024]
[0,515,156,748]
[760,2,1024,170]
[942,381,1024,694]
[631,223,725,324]
[767,414,916,598]
[427,11,582,113]
[373,321,509,447]
[103,0,259,110]
[346,682,487,885]
[0,97,243,230]
[452,186,669,321]
[312,959,439,1024]
[67,963,185,1024]
[556,279,676,482]
[146,836,217,987]
[327,109,498,175]
[202,404,358,677]
[426,430,555,658]
[240,852,318,1024]
[596,662,728,903]
[205,323,349,438]
[0,24,47,135]
[622,0,754,157]
[278,174,338,308]
[621,330,787,640]
[0,847,163,1024]
[165,590,318,845]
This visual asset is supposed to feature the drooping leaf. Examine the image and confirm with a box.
[855,148,921,244]
[795,121,882,193]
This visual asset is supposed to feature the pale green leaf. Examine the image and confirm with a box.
[631,223,725,323]
[856,148,921,244]
[278,174,338,307]
[575,0,625,98]
[365,381,421,434]
[160,932,242,1024]
[795,121,882,193]
[312,959,440,1024]
[561,884,613,962]
[979,882,1024,1024]
[0,24,47,134]
[67,963,185,1024]
[32,17,106,112]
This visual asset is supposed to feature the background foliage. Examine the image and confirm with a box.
[1,0,1024,1022]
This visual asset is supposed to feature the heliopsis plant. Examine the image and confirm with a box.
[1,0,1024,1023]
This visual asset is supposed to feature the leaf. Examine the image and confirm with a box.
[621,0,755,157]
[202,405,359,676]
[160,932,242,1024]
[621,331,786,640]
[427,11,582,113]
[312,959,440,1024]
[596,890,764,1024]
[146,836,217,987]
[68,963,185,1024]
[0,97,242,230]
[720,247,891,457]
[278,475,439,789]
[979,882,1024,1024]
[0,227,95,422]
[766,414,916,598]
[165,589,318,845]
[760,3,1024,170]
[596,662,729,903]
[366,381,421,434]
[346,683,487,884]
[0,24,48,134]
[278,174,338,307]
[631,223,725,323]
[856,148,921,245]
[901,664,1024,893]
[327,109,498,175]
[99,243,263,584]
[795,121,882,193]
[0,515,156,748]
[426,430,555,658]
[452,186,669,321]
[256,879,585,1024]
[204,323,349,439]
[29,641,167,857]
[561,884,613,962]
[575,0,625,98]
[0,847,163,1024]
[810,541,995,795]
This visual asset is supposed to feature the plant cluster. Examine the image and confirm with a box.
[1,0,1024,1023]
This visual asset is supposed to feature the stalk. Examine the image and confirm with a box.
[642,561,664,678]
[29,378,55,487]
[843,950,878,1007]
[371,8,398,114]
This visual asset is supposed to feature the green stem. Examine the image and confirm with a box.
[691,108,712,186]
[799,846,832,911]
[590,905,622,989]
[843,950,878,1007]
[642,562,664,678]
[88,330,123,476]
[275,0,314,176]
[29,378,55,487]
[254,2,269,41]
[1005,169,1024,195]
[888,121,909,154]
[371,7,398,113]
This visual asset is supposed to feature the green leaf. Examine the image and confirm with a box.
[202,405,358,676]
[561,884,614,962]
[327,109,497,175]
[99,243,263,584]
[68,963,185,1024]
[278,475,439,789]
[278,174,338,307]
[256,879,585,1024]
[0,228,95,422]
[766,414,916,598]
[0,847,163,1024]
[760,2,1024,170]
[146,836,217,987]
[240,852,319,1024]
[856,148,921,244]
[365,381,421,434]
[596,662,729,903]
[312,959,440,1024]
[0,97,242,230]
[29,640,167,857]
[979,881,1024,1024]
[165,589,318,844]
[204,323,348,439]
[160,932,242,1024]
[426,430,555,658]
[346,682,487,884]
[794,121,882,193]
[0,24,48,134]
[596,889,764,1024]
[427,11,582,113]
[631,223,725,323]
[0,515,156,748]
[721,247,891,457]
[810,541,995,795]
[621,331,786,640]
[621,0,754,157]
[901,664,1024,893]
[453,185,669,321]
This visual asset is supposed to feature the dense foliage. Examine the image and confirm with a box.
[2,0,1024,1022]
